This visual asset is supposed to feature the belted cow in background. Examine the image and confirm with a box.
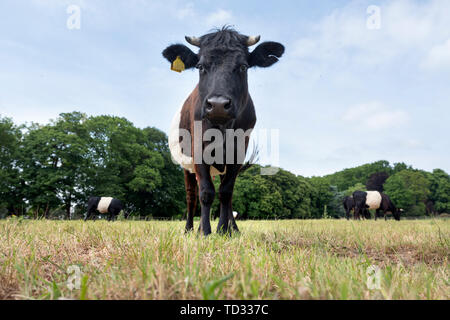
[353,191,401,221]
[84,197,125,221]
[163,27,284,235]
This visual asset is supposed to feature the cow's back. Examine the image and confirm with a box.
[97,197,113,213]
[366,191,382,210]
[168,86,199,173]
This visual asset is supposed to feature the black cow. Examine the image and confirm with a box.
[343,196,371,220]
[163,27,284,235]
[343,196,354,220]
[84,197,125,221]
[353,191,401,221]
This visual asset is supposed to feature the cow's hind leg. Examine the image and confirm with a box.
[354,207,360,220]
[184,170,198,233]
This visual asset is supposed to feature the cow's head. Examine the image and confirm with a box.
[163,27,284,127]
[394,208,403,221]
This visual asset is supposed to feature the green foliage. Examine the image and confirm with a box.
[0,113,447,220]
[327,186,346,218]
[1,112,185,219]
[308,177,333,218]
[344,183,367,197]
[384,170,430,215]
[0,116,23,214]
[233,169,283,219]
[427,169,450,213]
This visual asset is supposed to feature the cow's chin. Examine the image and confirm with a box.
[205,118,236,131]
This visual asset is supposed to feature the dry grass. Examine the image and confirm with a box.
[0,218,448,300]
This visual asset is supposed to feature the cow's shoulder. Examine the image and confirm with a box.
[238,94,257,130]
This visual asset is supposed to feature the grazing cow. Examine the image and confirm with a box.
[163,27,284,235]
[353,191,401,221]
[84,197,125,221]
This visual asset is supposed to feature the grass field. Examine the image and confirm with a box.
[0,218,448,300]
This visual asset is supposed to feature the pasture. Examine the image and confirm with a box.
[0,218,448,300]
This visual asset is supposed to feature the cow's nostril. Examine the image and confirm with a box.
[205,103,213,112]
[207,96,231,111]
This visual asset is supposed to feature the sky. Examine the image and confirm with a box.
[0,0,449,177]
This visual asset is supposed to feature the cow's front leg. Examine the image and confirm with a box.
[375,209,380,221]
[84,207,95,221]
[196,164,214,236]
[217,165,240,234]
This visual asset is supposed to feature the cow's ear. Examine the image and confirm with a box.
[162,44,198,69]
[248,42,285,68]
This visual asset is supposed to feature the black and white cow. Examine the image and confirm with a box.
[353,191,401,221]
[84,197,125,221]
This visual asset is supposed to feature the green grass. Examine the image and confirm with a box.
[0,218,448,300]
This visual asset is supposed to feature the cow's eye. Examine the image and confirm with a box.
[240,65,248,72]
[196,64,205,73]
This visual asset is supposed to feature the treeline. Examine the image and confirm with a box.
[0,112,185,219]
[0,112,448,219]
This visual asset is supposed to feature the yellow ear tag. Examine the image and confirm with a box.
[171,56,185,73]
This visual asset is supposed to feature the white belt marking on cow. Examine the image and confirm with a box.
[168,107,226,177]
[366,191,382,210]
[97,197,113,214]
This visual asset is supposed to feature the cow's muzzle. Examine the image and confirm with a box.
[203,96,234,124]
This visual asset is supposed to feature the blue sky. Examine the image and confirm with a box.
[0,0,449,176]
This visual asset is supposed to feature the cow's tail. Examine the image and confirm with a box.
[239,144,259,175]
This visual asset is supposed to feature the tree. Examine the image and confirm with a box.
[344,182,367,196]
[327,185,346,218]
[427,169,450,213]
[233,170,283,219]
[323,160,392,190]
[308,177,333,218]
[0,116,23,215]
[84,115,167,216]
[384,170,430,216]
[19,113,91,218]
[366,172,389,192]
[127,127,185,218]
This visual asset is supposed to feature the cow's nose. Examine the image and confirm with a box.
[206,96,231,113]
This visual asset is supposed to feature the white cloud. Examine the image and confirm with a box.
[422,39,450,71]
[292,0,450,69]
[174,2,196,20]
[342,102,409,130]
[206,9,232,27]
